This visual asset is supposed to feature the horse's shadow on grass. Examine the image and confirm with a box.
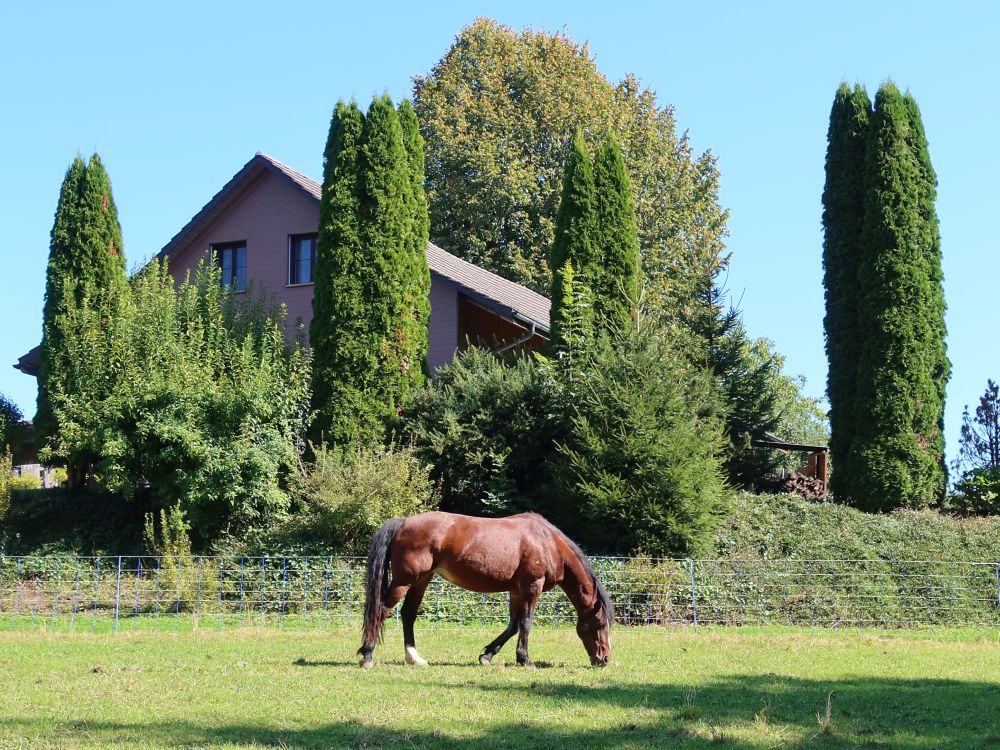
[292,656,559,669]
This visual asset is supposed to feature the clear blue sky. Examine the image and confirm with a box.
[2,1,996,466]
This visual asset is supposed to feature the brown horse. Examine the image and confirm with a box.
[357,511,613,668]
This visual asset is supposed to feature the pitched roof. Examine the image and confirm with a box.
[14,345,40,376]
[156,153,549,331]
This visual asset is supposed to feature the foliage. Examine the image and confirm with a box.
[549,131,598,353]
[2,487,148,555]
[9,474,43,491]
[40,260,311,548]
[822,83,871,503]
[550,133,639,353]
[37,154,127,477]
[591,136,640,331]
[849,83,949,511]
[414,17,728,313]
[143,504,201,611]
[0,394,23,450]
[278,443,435,555]
[714,492,1000,562]
[556,313,728,556]
[310,96,430,448]
[0,451,10,525]
[405,347,564,517]
[947,379,1000,515]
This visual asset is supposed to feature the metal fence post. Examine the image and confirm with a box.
[113,556,122,632]
[995,564,1000,611]
[687,558,698,628]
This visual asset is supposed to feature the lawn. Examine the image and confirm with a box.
[1,625,998,749]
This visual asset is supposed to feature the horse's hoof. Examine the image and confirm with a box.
[479,654,492,666]
[517,660,535,669]
[360,658,374,669]
[404,647,429,667]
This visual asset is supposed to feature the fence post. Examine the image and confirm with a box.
[113,556,122,632]
[995,564,999,612]
[687,558,698,628]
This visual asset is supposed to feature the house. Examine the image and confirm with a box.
[15,152,551,379]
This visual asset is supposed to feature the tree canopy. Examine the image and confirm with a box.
[414,17,728,315]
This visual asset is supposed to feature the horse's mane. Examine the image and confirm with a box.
[528,513,614,627]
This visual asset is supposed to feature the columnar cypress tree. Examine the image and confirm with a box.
[550,131,597,353]
[397,99,432,383]
[311,95,430,447]
[310,101,366,446]
[822,83,871,502]
[37,154,126,482]
[849,83,947,511]
[592,136,640,331]
[37,156,87,441]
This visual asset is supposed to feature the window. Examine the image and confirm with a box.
[214,242,247,291]
[289,234,317,285]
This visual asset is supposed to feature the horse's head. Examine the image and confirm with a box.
[577,602,612,667]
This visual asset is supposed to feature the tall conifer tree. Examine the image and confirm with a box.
[397,99,432,383]
[849,83,947,511]
[822,83,871,502]
[311,101,365,446]
[311,96,430,447]
[37,154,126,482]
[592,136,640,331]
[550,131,598,353]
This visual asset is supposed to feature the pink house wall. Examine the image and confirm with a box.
[427,281,458,372]
[167,171,324,334]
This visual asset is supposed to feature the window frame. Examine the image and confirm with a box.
[212,241,248,292]
[287,233,318,286]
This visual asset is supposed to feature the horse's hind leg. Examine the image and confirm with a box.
[479,593,522,665]
[358,582,408,668]
[401,576,432,666]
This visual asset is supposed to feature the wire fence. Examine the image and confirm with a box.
[0,555,998,633]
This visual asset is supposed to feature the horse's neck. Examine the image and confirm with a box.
[557,544,596,614]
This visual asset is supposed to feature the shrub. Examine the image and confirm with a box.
[278,443,435,555]
[556,316,729,556]
[9,474,43,491]
[947,468,1000,517]
[405,347,565,516]
[0,451,11,523]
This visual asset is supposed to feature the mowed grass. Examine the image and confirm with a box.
[1,625,999,749]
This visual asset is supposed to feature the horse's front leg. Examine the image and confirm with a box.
[515,579,544,668]
[479,592,522,665]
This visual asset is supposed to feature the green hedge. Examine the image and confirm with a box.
[714,493,1000,562]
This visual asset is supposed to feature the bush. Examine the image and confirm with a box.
[276,443,436,555]
[947,468,1000,517]
[715,492,1000,562]
[41,260,311,548]
[556,317,729,556]
[9,474,43,491]
[0,451,11,524]
[405,348,565,516]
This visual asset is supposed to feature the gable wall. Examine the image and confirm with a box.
[165,170,320,333]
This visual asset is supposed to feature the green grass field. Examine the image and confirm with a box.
[1,625,998,749]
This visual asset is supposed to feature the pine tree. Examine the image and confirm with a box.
[822,83,871,503]
[311,96,430,447]
[591,136,640,332]
[849,82,947,511]
[550,131,598,353]
[37,154,126,484]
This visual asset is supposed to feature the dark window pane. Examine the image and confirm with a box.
[235,246,247,291]
[221,248,233,287]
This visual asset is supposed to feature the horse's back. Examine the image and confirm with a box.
[392,512,562,593]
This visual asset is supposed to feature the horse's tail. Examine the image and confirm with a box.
[359,517,405,648]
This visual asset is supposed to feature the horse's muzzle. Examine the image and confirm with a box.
[591,655,610,667]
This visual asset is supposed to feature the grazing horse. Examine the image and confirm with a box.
[357,511,613,668]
